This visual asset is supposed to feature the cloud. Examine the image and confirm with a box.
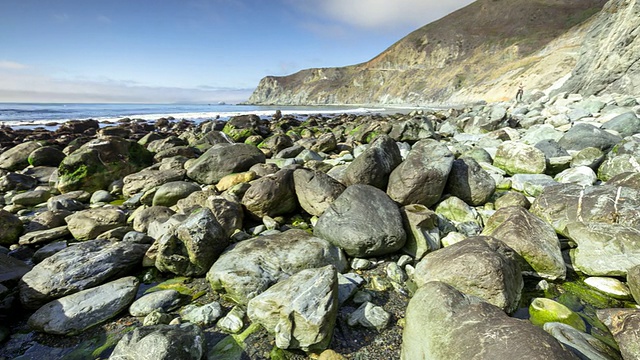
[52,13,70,22]
[293,0,475,31]
[0,60,28,70]
[97,15,112,24]
[0,68,253,103]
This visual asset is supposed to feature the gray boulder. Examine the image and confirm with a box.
[0,253,32,283]
[314,184,406,257]
[598,136,640,181]
[0,209,23,245]
[388,116,436,142]
[0,141,41,171]
[180,301,222,327]
[343,135,402,190]
[413,236,523,313]
[402,281,578,360]
[122,168,185,198]
[493,141,546,175]
[129,289,183,317]
[597,309,640,360]
[65,208,127,241]
[247,265,338,352]
[629,264,640,304]
[293,168,346,217]
[446,157,496,206]
[241,168,298,218]
[28,146,66,167]
[109,323,205,360]
[156,208,228,276]
[11,189,51,207]
[400,204,440,259]
[387,139,454,207]
[25,210,71,233]
[558,123,621,152]
[19,226,70,246]
[28,276,139,335]
[152,181,201,207]
[311,133,337,153]
[132,206,176,233]
[0,172,37,192]
[207,229,346,305]
[186,143,265,185]
[19,239,149,309]
[602,111,640,138]
[544,322,622,360]
[482,206,566,280]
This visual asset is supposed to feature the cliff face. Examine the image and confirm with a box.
[247,0,609,105]
[559,0,640,95]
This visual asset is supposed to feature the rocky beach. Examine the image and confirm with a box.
[1,89,640,359]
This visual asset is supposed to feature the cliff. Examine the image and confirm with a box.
[246,0,609,105]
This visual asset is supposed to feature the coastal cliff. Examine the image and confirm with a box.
[247,0,612,105]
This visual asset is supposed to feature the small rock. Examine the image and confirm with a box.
[347,301,391,331]
[584,277,633,300]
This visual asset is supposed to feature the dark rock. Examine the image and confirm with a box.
[186,143,265,185]
[293,168,346,217]
[344,134,402,190]
[0,210,23,246]
[558,123,621,152]
[602,111,640,137]
[109,323,205,360]
[445,157,495,206]
[27,146,66,167]
[242,168,298,218]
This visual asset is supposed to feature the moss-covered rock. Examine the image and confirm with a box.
[529,297,586,331]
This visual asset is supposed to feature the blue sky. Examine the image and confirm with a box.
[0,0,474,103]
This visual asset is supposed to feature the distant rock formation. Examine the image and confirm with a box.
[247,0,625,105]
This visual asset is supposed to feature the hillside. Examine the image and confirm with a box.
[247,0,607,105]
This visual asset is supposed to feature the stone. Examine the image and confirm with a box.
[19,239,149,309]
[597,309,640,360]
[401,281,578,360]
[434,196,480,225]
[584,277,632,300]
[529,298,586,331]
[511,173,557,197]
[558,123,621,153]
[602,111,640,137]
[0,209,23,245]
[241,168,298,218]
[628,265,640,304]
[0,252,32,283]
[217,306,245,333]
[571,147,605,170]
[11,189,51,206]
[0,141,42,171]
[337,273,364,305]
[28,146,66,167]
[90,189,114,204]
[186,143,265,185]
[132,206,175,233]
[311,133,337,153]
[65,208,126,241]
[47,192,86,212]
[543,322,621,360]
[482,206,566,280]
[554,166,597,187]
[129,289,183,317]
[215,171,256,192]
[156,208,229,276]
[24,209,71,232]
[347,301,391,331]
[143,310,173,326]
[18,225,69,246]
[607,172,640,190]
[28,276,139,335]
[122,168,185,198]
[445,157,495,206]
[207,229,346,305]
[413,236,523,313]
[152,181,201,207]
[293,168,346,217]
[32,241,67,264]
[57,137,153,193]
[0,172,37,192]
[247,265,338,352]
[180,301,222,326]
[493,141,546,175]
[314,184,406,257]
[387,139,454,207]
[343,135,402,190]
[399,204,440,259]
[494,191,531,210]
[598,136,640,181]
[109,323,205,360]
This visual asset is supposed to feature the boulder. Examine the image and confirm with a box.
[558,123,621,152]
[109,323,205,360]
[28,276,139,335]
[602,111,640,138]
[445,157,496,206]
[629,265,640,304]
[19,226,70,246]
[215,171,256,192]
[65,208,127,241]
[387,139,454,207]
[399,204,440,259]
[554,166,597,187]
[482,206,566,280]
[152,181,201,207]
[0,172,37,192]
[0,209,23,245]
[597,136,640,181]
[413,236,523,313]
[129,289,183,317]
[132,206,176,233]
[597,309,640,360]
[493,141,546,175]
[57,137,153,193]
[258,134,294,156]
[28,146,66,167]
[314,184,406,257]
[494,191,531,210]
[543,322,622,360]
[0,141,42,171]
[122,168,185,198]
[401,281,578,360]
[241,168,298,218]
[529,298,586,331]
[343,135,402,190]
[311,133,337,153]
[247,265,338,352]
[0,253,32,283]
[293,168,346,217]
[186,143,265,185]
[156,208,229,276]
[19,239,149,309]
[388,116,436,142]
[11,189,51,207]
[207,229,347,305]
[180,301,222,327]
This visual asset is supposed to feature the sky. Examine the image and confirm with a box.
[0,0,475,103]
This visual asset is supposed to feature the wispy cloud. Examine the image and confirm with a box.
[52,13,70,23]
[290,0,475,31]
[0,60,28,70]
[97,15,112,24]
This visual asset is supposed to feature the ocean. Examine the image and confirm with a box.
[0,103,389,128]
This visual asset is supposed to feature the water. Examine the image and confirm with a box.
[0,102,389,128]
